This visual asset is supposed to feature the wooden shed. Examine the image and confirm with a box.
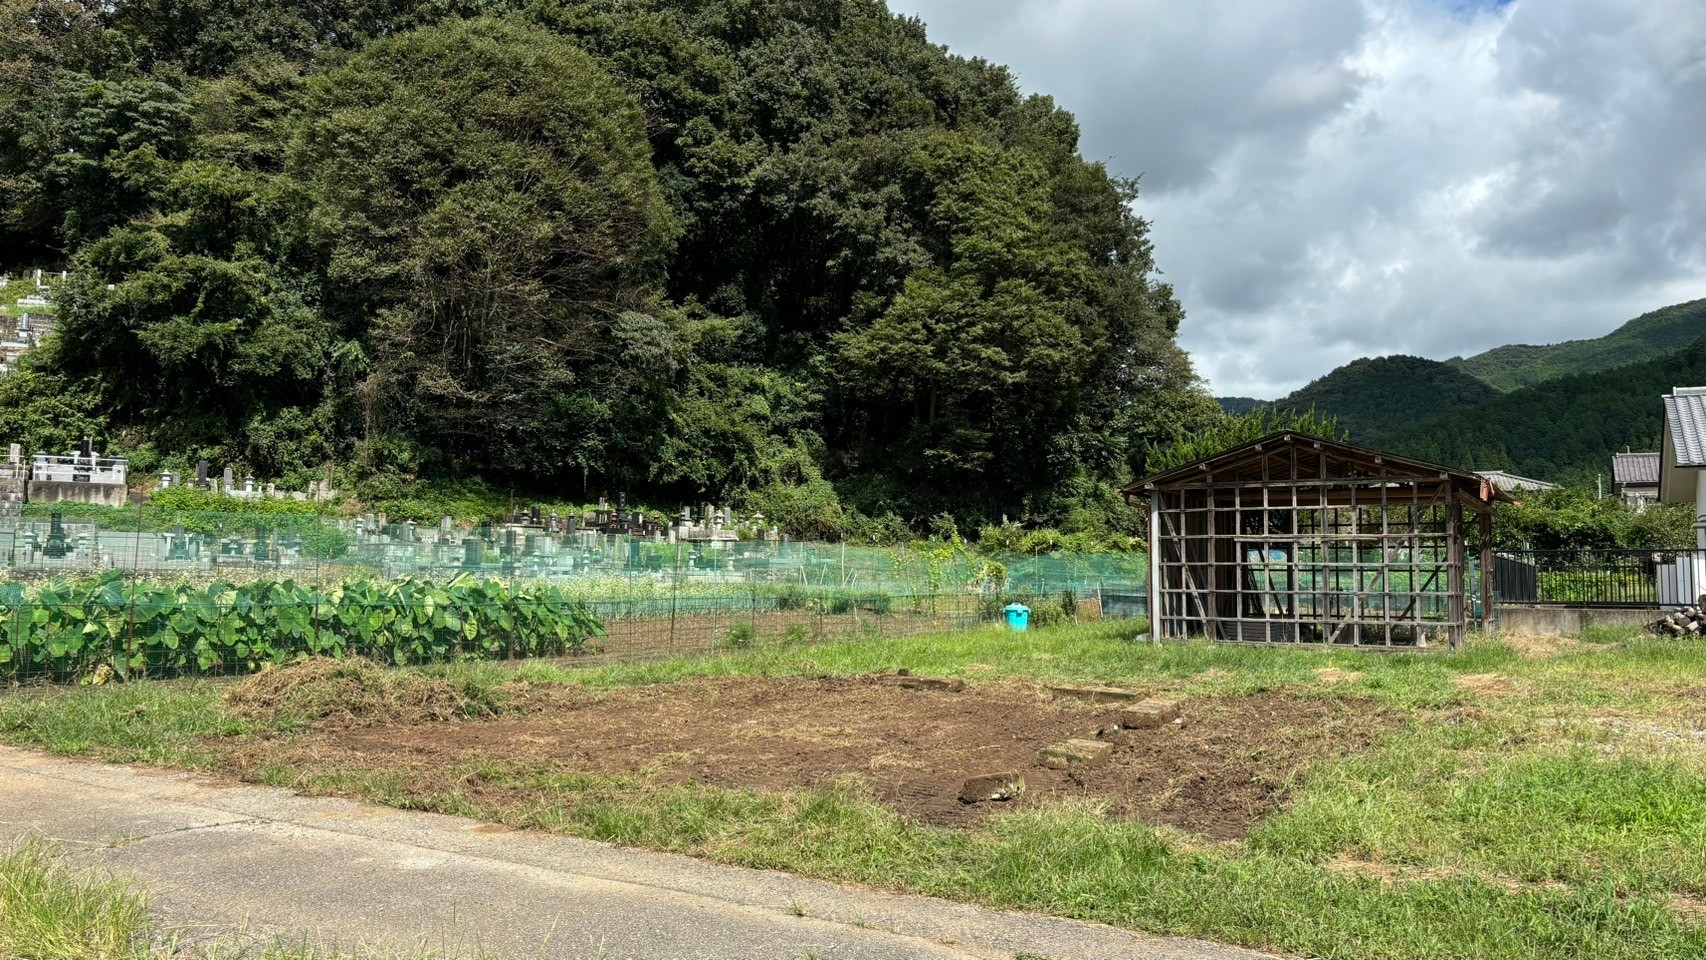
[1124,433,1510,650]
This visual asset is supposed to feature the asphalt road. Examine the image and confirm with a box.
[0,745,1272,960]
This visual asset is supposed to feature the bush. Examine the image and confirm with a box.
[857,591,893,616]
[828,591,856,615]
[719,623,757,650]
[1029,599,1068,629]
[978,592,1023,622]
[774,583,808,611]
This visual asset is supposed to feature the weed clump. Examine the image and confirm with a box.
[223,657,502,730]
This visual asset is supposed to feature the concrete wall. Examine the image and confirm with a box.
[1495,604,1656,636]
[25,480,128,509]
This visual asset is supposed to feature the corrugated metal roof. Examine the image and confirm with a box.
[1612,452,1660,485]
[1474,470,1556,492]
[1665,390,1706,467]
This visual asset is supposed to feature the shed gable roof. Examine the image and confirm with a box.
[1475,470,1556,492]
[1126,432,1512,505]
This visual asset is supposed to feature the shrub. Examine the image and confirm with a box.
[828,591,857,615]
[978,592,1023,622]
[1029,599,1068,629]
[774,583,808,611]
[719,623,757,650]
[857,591,893,616]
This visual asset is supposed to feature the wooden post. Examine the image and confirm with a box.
[1446,498,1465,650]
[1479,510,1495,637]
[1148,494,1162,642]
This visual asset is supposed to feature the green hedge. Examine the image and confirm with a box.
[0,573,605,682]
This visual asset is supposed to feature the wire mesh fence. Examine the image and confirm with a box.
[0,575,1124,685]
[0,506,1148,684]
[0,508,1144,597]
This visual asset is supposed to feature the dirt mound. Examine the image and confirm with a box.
[233,675,1390,838]
[224,658,494,729]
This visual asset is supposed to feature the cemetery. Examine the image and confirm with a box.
[0,269,62,378]
[0,438,1143,678]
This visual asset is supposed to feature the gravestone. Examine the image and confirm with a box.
[43,512,67,559]
[167,525,189,562]
[222,466,234,493]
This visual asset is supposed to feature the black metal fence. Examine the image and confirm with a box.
[1493,549,1705,608]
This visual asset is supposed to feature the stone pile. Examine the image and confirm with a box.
[1651,598,1706,636]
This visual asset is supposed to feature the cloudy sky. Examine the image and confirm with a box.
[890,0,1706,399]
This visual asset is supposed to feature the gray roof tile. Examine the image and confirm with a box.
[1612,451,1660,485]
[1665,390,1706,467]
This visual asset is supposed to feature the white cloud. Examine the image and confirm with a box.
[893,0,1706,398]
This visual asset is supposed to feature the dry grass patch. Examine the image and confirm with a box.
[223,658,502,730]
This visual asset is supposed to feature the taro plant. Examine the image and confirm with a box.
[0,572,606,683]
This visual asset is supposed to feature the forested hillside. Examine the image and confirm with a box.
[1215,396,1265,415]
[1271,355,1500,446]
[1378,338,1706,484]
[1447,299,1706,392]
[0,0,1218,534]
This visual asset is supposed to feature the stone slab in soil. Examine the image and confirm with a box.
[1040,739,1114,769]
[1120,699,1183,729]
[1048,684,1145,704]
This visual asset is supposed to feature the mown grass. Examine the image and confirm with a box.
[5,621,1706,959]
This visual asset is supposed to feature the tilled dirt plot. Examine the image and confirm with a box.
[228,674,1388,839]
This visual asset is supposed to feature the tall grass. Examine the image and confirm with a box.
[0,844,150,960]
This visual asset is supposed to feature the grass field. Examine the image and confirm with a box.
[3,621,1705,959]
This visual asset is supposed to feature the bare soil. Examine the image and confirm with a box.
[225,673,1389,839]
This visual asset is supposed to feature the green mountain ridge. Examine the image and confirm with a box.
[1272,355,1501,446]
[1447,299,1706,392]
[1220,298,1706,458]
[1375,337,1706,484]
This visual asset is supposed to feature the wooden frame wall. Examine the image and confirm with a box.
[1144,438,1488,650]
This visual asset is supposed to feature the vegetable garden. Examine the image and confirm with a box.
[0,573,607,683]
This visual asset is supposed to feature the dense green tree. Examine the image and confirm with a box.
[1142,407,1346,476]
[0,0,1212,532]
[287,17,675,477]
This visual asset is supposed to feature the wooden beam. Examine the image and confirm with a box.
[1479,510,1495,636]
